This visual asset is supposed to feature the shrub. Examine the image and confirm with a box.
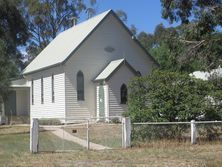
[38,119,61,125]
[127,69,222,122]
[111,117,121,124]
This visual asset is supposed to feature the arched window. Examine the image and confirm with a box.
[120,84,127,104]
[77,71,84,101]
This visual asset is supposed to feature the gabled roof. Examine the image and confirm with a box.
[23,10,112,74]
[94,59,137,82]
[23,9,158,75]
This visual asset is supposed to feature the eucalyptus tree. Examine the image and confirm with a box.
[0,0,28,98]
[20,0,97,61]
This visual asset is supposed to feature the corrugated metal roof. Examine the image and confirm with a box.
[94,59,125,81]
[22,9,112,74]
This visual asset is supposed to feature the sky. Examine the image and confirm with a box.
[93,0,176,34]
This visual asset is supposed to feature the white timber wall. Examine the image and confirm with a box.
[64,14,155,118]
[107,64,135,116]
[16,88,30,116]
[26,66,65,119]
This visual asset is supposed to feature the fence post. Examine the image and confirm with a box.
[30,118,39,153]
[122,117,131,148]
[191,120,197,144]
[86,119,90,150]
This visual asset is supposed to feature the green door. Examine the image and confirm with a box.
[98,85,105,118]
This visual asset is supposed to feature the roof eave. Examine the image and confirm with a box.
[93,59,138,82]
[22,62,62,75]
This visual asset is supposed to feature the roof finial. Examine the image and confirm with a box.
[70,16,78,26]
[86,8,95,19]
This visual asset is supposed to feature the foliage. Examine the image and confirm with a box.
[127,70,222,122]
[161,0,222,70]
[20,0,97,62]
[0,0,28,98]
[115,10,127,23]
[161,0,222,33]
[137,1,222,72]
[132,124,190,142]
[38,119,61,125]
[137,23,222,72]
[111,117,121,124]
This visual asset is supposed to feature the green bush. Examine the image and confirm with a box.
[111,117,121,124]
[127,70,222,142]
[127,70,222,122]
[38,119,61,125]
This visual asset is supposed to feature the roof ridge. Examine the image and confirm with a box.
[57,9,112,38]
[22,9,113,75]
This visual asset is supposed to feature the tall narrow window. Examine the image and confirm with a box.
[31,79,34,105]
[77,71,84,101]
[120,84,127,104]
[52,74,55,103]
[41,77,44,104]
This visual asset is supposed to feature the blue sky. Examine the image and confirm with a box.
[93,0,176,34]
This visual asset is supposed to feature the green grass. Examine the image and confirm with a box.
[1,126,222,166]
[39,130,84,151]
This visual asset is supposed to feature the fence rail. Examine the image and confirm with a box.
[132,120,222,145]
[30,118,222,153]
[133,121,222,125]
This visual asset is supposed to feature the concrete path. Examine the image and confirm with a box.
[43,127,111,150]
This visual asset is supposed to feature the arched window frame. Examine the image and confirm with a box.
[77,71,84,101]
[120,84,127,104]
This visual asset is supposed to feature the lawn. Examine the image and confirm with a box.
[1,126,222,166]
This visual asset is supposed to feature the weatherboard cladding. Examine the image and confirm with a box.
[30,68,65,119]
[108,64,135,116]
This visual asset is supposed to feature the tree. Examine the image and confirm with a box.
[0,0,28,98]
[137,24,185,71]
[115,10,128,23]
[127,70,222,122]
[161,0,222,32]
[20,0,97,62]
[137,32,154,50]
[160,0,222,70]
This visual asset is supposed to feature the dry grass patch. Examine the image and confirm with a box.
[1,126,222,166]
[64,123,122,148]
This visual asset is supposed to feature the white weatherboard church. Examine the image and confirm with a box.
[4,10,157,121]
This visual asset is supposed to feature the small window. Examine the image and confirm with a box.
[41,77,44,104]
[77,71,84,101]
[31,79,34,105]
[120,84,127,104]
[52,74,55,103]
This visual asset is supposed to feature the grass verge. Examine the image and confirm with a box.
[1,126,222,166]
